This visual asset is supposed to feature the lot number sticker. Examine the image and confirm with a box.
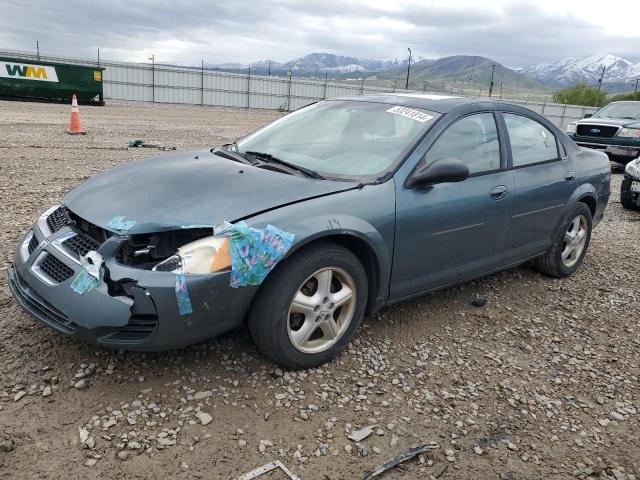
[386,106,433,123]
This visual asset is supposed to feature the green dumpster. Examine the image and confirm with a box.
[0,56,104,105]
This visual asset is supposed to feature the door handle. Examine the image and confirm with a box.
[490,185,507,200]
[564,171,576,183]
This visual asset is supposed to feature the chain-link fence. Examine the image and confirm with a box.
[1,49,597,127]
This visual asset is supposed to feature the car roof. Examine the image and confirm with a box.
[332,93,505,114]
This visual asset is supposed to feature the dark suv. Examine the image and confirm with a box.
[566,101,640,163]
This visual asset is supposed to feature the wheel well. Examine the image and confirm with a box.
[578,195,596,217]
[301,235,380,315]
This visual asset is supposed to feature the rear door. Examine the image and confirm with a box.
[500,112,576,258]
[391,112,514,298]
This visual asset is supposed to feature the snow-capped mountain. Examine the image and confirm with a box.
[279,53,406,75]
[518,54,640,86]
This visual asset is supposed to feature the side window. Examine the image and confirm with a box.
[425,113,501,175]
[504,114,559,167]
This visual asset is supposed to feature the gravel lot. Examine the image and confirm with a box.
[0,99,638,480]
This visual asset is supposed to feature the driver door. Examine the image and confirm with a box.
[391,112,515,298]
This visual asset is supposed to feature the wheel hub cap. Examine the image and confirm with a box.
[561,214,588,268]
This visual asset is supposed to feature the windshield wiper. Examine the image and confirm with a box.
[213,146,258,165]
[245,151,325,179]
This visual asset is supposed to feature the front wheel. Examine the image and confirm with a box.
[248,241,368,369]
[534,203,593,278]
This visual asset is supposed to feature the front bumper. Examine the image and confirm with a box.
[568,134,640,160]
[8,211,257,351]
[621,175,640,209]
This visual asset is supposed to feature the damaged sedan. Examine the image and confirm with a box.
[9,94,611,368]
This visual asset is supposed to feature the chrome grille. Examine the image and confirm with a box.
[61,234,100,260]
[576,124,619,138]
[40,255,74,283]
[46,207,70,233]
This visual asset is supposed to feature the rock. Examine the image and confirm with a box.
[193,391,212,400]
[238,439,247,447]
[0,439,14,452]
[389,434,400,448]
[74,380,88,390]
[42,386,52,397]
[13,391,26,402]
[85,458,98,467]
[598,418,611,427]
[348,425,376,442]
[610,411,625,421]
[506,441,519,451]
[117,451,129,461]
[195,412,213,426]
[474,446,484,455]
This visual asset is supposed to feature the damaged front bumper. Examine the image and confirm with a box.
[8,210,257,351]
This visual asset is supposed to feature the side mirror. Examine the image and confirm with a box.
[583,113,593,118]
[406,158,469,188]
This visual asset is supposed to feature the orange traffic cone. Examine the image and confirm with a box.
[66,94,86,135]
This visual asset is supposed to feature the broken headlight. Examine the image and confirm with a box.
[152,236,231,274]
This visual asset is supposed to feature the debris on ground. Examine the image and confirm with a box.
[236,460,300,480]
[362,443,439,479]
[127,139,176,151]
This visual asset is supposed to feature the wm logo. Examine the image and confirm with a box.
[0,61,59,82]
[5,64,48,79]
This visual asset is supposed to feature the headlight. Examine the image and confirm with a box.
[153,236,231,274]
[618,127,640,138]
[625,160,640,179]
[565,123,577,134]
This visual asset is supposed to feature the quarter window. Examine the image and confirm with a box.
[504,114,558,166]
[425,113,501,175]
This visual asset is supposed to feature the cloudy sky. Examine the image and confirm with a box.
[1,0,639,67]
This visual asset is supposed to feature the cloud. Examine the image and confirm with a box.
[1,0,638,67]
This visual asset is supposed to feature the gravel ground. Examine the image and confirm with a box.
[0,99,638,480]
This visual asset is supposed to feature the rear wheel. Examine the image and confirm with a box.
[534,203,592,278]
[248,241,368,369]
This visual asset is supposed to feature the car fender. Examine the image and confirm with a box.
[241,182,396,307]
[551,183,597,240]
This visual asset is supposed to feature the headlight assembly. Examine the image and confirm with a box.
[625,160,640,180]
[618,127,640,138]
[565,123,577,134]
[153,236,231,274]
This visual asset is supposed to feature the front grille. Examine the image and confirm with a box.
[40,255,74,283]
[100,315,159,343]
[46,207,70,233]
[28,234,39,255]
[9,268,75,334]
[576,124,619,138]
[61,233,101,260]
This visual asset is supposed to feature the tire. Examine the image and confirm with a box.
[534,202,593,278]
[620,177,639,210]
[248,241,368,369]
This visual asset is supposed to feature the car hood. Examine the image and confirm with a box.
[64,149,359,234]
[578,117,640,128]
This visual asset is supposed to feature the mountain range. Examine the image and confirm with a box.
[205,52,640,94]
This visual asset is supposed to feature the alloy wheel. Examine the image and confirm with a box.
[561,214,588,268]
[287,267,357,354]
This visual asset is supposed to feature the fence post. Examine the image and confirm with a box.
[247,64,251,108]
[323,74,328,99]
[201,59,204,106]
[542,96,547,116]
[287,70,292,111]
[360,76,364,95]
[560,103,567,127]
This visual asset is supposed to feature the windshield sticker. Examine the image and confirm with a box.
[216,221,295,288]
[386,106,433,123]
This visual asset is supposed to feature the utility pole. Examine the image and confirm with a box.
[405,48,412,90]
[97,48,100,66]
[360,76,365,95]
[247,64,251,108]
[268,60,272,76]
[597,65,606,95]
[36,40,40,61]
[450,76,457,94]
[148,53,155,103]
[201,59,204,106]
[392,79,397,93]
[423,81,427,92]
[488,64,497,97]
[467,56,477,95]
[632,78,639,100]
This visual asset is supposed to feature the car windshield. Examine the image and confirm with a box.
[594,102,640,120]
[236,100,438,180]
